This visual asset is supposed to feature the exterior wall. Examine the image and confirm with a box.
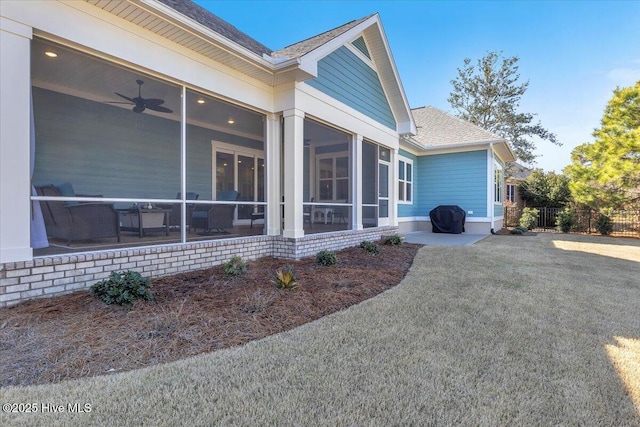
[306,46,396,130]
[416,150,488,218]
[0,227,396,307]
[398,219,491,235]
[397,149,419,218]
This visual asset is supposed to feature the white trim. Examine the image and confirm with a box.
[344,42,376,70]
[397,216,492,223]
[397,155,413,205]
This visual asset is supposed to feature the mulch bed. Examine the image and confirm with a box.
[0,242,420,387]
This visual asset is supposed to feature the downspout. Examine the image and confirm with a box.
[489,143,495,234]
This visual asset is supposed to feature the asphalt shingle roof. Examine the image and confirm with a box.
[410,106,504,147]
[157,0,273,56]
[271,15,374,59]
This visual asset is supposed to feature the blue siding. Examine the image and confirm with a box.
[306,46,396,130]
[32,87,261,203]
[410,150,488,218]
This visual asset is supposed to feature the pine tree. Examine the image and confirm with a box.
[565,81,640,209]
[448,51,559,164]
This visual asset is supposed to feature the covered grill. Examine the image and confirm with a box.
[429,205,466,234]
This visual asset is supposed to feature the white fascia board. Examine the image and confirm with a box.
[0,16,33,39]
[367,19,416,135]
[137,0,276,71]
[297,14,380,66]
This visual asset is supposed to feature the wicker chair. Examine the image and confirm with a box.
[190,190,239,233]
[35,184,120,245]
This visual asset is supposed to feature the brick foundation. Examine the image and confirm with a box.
[0,227,397,306]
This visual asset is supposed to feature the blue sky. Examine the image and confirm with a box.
[194,0,640,173]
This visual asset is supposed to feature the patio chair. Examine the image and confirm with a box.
[35,184,120,245]
[159,192,199,228]
[190,190,239,233]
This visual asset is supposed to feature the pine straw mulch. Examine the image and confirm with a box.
[0,242,420,387]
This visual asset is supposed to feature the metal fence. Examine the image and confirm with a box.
[504,207,640,237]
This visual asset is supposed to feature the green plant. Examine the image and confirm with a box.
[383,234,403,245]
[91,271,153,305]
[316,250,337,266]
[359,240,380,255]
[595,212,614,235]
[222,256,247,276]
[519,207,538,230]
[555,208,576,233]
[510,226,527,235]
[273,265,298,290]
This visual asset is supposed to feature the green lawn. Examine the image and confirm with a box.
[2,233,639,426]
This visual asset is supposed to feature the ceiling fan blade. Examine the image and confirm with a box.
[115,92,136,103]
[143,98,165,106]
[146,105,173,113]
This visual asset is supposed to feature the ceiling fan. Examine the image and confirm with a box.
[106,79,173,114]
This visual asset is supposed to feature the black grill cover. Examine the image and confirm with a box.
[429,205,466,234]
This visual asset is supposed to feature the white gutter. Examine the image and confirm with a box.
[489,142,495,233]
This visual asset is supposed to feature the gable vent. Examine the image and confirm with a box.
[351,36,371,59]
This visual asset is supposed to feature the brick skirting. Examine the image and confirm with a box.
[0,227,397,306]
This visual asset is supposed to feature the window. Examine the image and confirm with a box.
[506,184,516,203]
[317,154,349,201]
[398,157,413,204]
[494,162,504,203]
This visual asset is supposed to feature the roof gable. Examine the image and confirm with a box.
[272,14,416,136]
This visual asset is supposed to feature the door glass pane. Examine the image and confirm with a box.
[319,180,333,200]
[237,155,254,220]
[379,199,388,218]
[216,152,234,193]
[336,179,349,201]
[319,158,333,179]
[336,157,349,178]
[379,163,389,198]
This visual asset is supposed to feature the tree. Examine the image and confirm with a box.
[519,169,571,207]
[448,51,559,164]
[564,81,640,209]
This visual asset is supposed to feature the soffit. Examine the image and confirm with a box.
[85,0,307,85]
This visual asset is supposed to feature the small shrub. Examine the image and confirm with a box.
[91,271,153,305]
[223,256,247,276]
[273,265,298,290]
[510,227,527,235]
[519,207,538,230]
[383,234,403,245]
[555,208,575,233]
[595,212,614,235]
[359,240,380,255]
[316,250,337,266]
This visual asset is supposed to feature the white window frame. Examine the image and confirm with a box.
[494,161,504,204]
[315,151,350,202]
[398,156,413,205]
[506,184,516,203]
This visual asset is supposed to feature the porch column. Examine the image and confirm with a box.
[265,113,281,236]
[352,134,363,230]
[282,109,305,238]
[389,148,398,227]
[0,19,33,263]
